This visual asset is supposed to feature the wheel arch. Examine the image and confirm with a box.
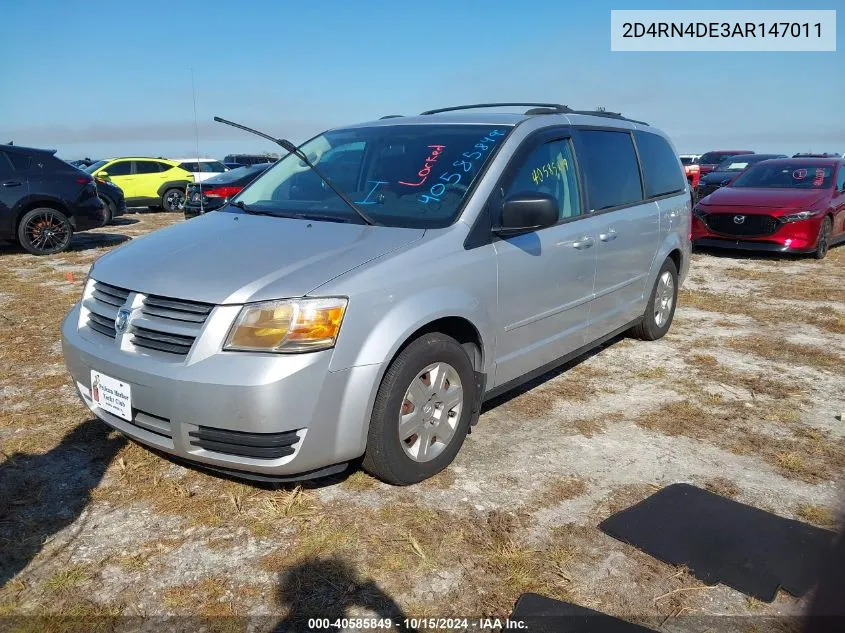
[156,180,191,197]
[15,198,72,233]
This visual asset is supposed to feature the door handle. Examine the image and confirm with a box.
[2,181,22,187]
[572,236,594,249]
[599,229,617,242]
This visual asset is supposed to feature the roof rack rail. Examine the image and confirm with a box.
[379,114,403,119]
[569,110,650,126]
[420,103,572,115]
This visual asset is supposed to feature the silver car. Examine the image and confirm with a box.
[61,103,691,485]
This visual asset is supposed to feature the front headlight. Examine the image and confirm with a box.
[781,209,823,223]
[224,297,348,353]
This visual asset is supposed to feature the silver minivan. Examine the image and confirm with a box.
[61,103,691,485]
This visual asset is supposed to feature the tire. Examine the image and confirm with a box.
[630,257,678,341]
[16,207,74,255]
[162,187,185,212]
[814,216,832,260]
[362,332,475,485]
[99,196,115,225]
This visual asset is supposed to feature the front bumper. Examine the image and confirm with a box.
[61,303,382,478]
[691,214,822,253]
[692,237,814,253]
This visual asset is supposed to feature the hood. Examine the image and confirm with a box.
[700,187,828,210]
[91,211,425,304]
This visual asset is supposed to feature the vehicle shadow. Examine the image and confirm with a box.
[481,333,622,413]
[270,556,417,633]
[0,233,130,256]
[0,419,126,588]
[107,217,140,227]
[66,232,131,251]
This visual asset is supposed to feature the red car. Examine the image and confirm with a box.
[697,150,754,177]
[680,155,701,188]
[692,158,845,259]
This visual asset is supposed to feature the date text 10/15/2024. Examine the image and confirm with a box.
[307,617,528,630]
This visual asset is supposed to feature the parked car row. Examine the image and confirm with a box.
[685,151,845,259]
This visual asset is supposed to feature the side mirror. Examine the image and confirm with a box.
[493,192,558,237]
[98,171,109,179]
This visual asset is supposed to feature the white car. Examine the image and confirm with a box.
[170,158,228,183]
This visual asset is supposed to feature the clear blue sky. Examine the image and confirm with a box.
[0,0,841,159]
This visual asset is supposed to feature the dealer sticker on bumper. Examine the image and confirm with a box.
[90,370,132,421]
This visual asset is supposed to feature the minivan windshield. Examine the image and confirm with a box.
[231,124,512,228]
[731,163,834,189]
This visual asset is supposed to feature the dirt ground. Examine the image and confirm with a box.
[1,211,844,632]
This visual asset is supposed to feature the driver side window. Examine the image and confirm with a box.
[505,139,581,221]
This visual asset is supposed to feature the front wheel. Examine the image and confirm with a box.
[814,216,832,260]
[362,333,475,485]
[630,258,678,341]
[162,188,185,212]
[17,208,74,255]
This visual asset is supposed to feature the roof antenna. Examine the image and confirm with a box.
[191,67,203,212]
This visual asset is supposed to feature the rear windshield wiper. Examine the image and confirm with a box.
[214,116,376,226]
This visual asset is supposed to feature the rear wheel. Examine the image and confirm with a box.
[99,196,115,225]
[162,188,185,212]
[630,257,678,341]
[814,216,832,260]
[17,208,73,255]
[362,333,475,485]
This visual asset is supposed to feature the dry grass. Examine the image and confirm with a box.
[530,477,588,510]
[42,566,91,594]
[505,364,605,417]
[727,336,841,371]
[703,477,741,498]
[569,417,607,437]
[636,400,845,483]
[795,504,836,529]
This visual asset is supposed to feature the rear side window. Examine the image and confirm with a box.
[634,131,686,198]
[157,161,173,172]
[179,162,199,172]
[837,165,845,191]
[134,160,161,174]
[200,161,227,172]
[105,161,132,176]
[578,130,643,210]
[6,152,31,171]
[505,138,581,221]
[0,152,14,177]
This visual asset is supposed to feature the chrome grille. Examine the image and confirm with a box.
[130,294,213,357]
[84,281,129,339]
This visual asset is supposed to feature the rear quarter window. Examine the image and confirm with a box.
[578,130,644,210]
[634,131,686,198]
[6,152,31,171]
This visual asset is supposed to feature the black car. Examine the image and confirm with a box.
[222,153,274,167]
[93,175,127,224]
[696,153,787,199]
[184,163,272,218]
[1,145,105,254]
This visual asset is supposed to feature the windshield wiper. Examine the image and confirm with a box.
[213,116,376,226]
[232,201,349,223]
